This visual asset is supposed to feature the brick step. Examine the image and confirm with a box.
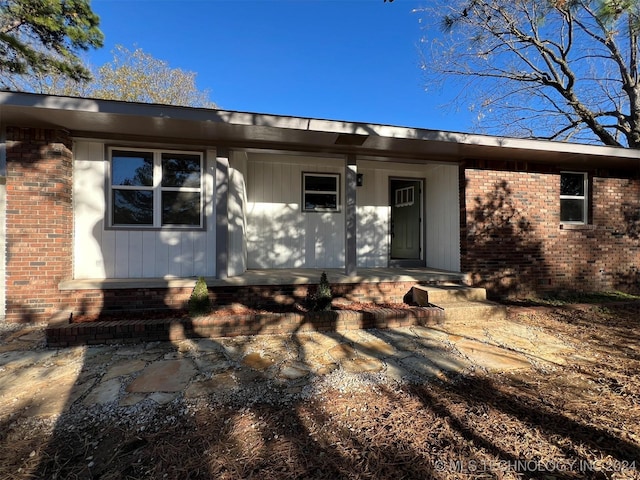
[45,307,445,347]
[412,284,487,305]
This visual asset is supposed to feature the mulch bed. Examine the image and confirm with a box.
[3,303,640,479]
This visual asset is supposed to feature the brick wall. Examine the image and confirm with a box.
[462,161,640,297]
[5,127,73,322]
[66,281,418,322]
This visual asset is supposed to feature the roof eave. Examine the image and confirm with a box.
[1,91,640,168]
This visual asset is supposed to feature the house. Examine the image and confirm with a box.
[1,91,640,324]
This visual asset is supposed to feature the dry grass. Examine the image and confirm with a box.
[2,304,640,479]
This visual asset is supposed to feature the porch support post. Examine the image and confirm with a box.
[216,148,230,279]
[345,154,357,277]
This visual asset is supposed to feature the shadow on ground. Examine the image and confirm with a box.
[0,304,639,478]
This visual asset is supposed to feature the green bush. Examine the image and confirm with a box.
[312,272,333,311]
[189,276,211,316]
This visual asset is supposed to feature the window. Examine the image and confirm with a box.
[110,148,203,228]
[302,173,340,212]
[395,186,415,207]
[560,172,588,223]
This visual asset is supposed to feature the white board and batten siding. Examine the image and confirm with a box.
[246,153,346,269]
[354,162,390,268]
[73,141,217,279]
[228,152,248,277]
[425,164,461,272]
[356,160,460,271]
[73,142,461,279]
[245,155,461,272]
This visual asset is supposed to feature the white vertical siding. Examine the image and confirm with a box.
[73,141,217,279]
[355,161,460,271]
[246,153,345,269]
[73,141,107,278]
[74,141,460,278]
[426,164,460,271]
[356,166,389,267]
[244,156,460,272]
[228,152,248,277]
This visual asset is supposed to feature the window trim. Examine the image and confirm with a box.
[108,147,205,229]
[302,172,341,213]
[560,171,588,225]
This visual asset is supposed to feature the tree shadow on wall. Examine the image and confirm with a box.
[615,203,640,292]
[464,180,549,298]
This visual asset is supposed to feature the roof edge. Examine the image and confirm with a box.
[2,90,640,160]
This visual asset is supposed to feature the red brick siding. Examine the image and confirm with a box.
[47,306,444,347]
[67,281,418,321]
[5,128,73,322]
[462,163,640,297]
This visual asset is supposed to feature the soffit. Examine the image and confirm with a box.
[2,91,640,169]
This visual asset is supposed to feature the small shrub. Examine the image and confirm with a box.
[312,272,333,311]
[189,277,211,316]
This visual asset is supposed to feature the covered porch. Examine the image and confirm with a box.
[58,267,468,323]
[212,267,468,287]
[61,267,468,290]
[52,267,469,345]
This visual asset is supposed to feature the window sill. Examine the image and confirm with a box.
[559,223,595,231]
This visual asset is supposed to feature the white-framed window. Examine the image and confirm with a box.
[395,185,415,207]
[560,171,588,224]
[302,172,340,212]
[109,147,203,228]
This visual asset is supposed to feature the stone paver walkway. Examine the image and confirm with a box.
[0,317,579,419]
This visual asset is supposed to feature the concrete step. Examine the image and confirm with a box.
[412,284,487,305]
[436,300,507,324]
[412,284,506,325]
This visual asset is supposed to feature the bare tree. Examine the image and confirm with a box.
[89,45,216,108]
[418,0,640,147]
[18,45,216,109]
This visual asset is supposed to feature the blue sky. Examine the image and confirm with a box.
[89,0,472,132]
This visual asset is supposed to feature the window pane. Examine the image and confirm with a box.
[561,173,585,196]
[112,151,153,186]
[305,175,337,192]
[162,191,201,225]
[561,199,585,222]
[305,193,337,211]
[162,153,201,188]
[113,190,153,225]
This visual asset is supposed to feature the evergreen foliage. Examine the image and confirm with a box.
[188,276,211,317]
[0,0,103,88]
[312,272,333,311]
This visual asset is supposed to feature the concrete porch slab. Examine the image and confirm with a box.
[59,267,468,290]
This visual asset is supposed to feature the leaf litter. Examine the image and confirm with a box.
[1,304,640,479]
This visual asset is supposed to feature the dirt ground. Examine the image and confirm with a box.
[2,303,640,479]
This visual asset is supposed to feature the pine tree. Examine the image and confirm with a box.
[0,0,103,88]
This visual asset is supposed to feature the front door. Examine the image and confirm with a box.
[390,178,423,264]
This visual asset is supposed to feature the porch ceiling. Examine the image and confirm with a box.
[3,91,640,169]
